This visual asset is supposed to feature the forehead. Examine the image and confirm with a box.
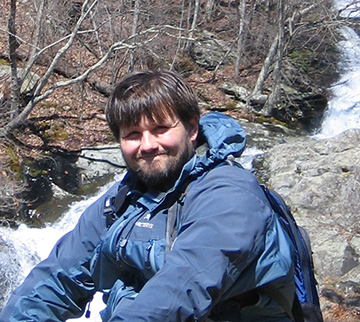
[120,113,178,132]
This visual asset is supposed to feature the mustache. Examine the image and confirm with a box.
[136,150,168,159]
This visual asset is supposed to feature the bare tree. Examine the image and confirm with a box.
[8,0,21,119]
[128,0,141,72]
[251,35,278,97]
[188,0,200,41]
[262,0,285,116]
[3,0,100,133]
[205,0,216,22]
[234,0,247,81]
[1,0,187,135]
[250,2,322,109]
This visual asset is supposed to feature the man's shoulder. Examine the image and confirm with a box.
[186,163,263,204]
[200,162,258,186]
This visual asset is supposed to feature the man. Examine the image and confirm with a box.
[1,70,295,321]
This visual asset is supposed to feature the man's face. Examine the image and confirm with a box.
[119,114,198,190]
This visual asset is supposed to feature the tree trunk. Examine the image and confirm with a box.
[128,0,141,73]
[263,0,284,116]
[234,0,246,81]
[188,0,200,40]
[8,0,21,119]
[205,0,215,22]
[251,35,278,97]
[171,0,187,70]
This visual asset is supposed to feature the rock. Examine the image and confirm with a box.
[0,65,40,95]
[188,31,236,70]
[76,145,126,185]
[218,82,250,101]
[0,237,22,312]
[217,80,328,133]
[249,94,268,108]
[272,92,328,133]
[261,129,360,280]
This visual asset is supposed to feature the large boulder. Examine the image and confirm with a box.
[260,129,360,281]
[0,65,40,96]
[218,80,328,133]
[188,31,237,70]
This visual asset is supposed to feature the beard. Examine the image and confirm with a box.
[128,139,195,191]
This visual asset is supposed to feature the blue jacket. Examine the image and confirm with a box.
[1,112,294,321]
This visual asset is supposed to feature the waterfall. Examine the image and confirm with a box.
[314,1,360,139]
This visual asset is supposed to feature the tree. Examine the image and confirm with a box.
[262,0,285,116]
[0,0,189,136]
[8,0,21,119]
[128,0,142,72]
[234,0,247,81]
[250,1,332,115]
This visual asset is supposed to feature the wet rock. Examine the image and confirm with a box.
[321,288,344,304]
[0,237,22,312]
[76,145,126,185]
[272,92,328,133]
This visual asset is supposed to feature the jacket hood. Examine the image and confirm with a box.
[193,112,246,174]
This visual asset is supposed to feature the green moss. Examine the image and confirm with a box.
[254,114,287,127]
[289,50,317,73]
[0,59,9,66]
[5,145,22,179]
[44,124,69,141]
[28,168,48,177]
[38,101,60,110]
[224,101,238,110]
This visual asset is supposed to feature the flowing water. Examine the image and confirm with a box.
[313,1,360,139]
[1,3,360,320]
[0,182,116,321]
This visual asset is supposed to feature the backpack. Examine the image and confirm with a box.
[258,184,323,322]
[166,159,323,322]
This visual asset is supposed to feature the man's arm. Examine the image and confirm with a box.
[106,166,294,321]
[0,183,119,322]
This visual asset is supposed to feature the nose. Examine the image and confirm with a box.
[140,131,158,152]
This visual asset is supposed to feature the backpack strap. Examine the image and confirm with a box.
[165,184,191,253]
[104,183,130,227]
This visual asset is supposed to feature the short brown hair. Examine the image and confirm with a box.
[106,70,200,141]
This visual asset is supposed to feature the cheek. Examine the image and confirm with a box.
[120,141,139,158]
[161,130,187,149]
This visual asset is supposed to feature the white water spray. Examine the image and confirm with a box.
[0,182,116,321]
[314,2,360,139]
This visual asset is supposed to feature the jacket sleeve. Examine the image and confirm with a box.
[107,166,294,321]
[0,183,119,322]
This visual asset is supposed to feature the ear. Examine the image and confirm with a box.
[188,115,199,143]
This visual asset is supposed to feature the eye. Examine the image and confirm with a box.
[154,125,170,135]
[121,131,141,141]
